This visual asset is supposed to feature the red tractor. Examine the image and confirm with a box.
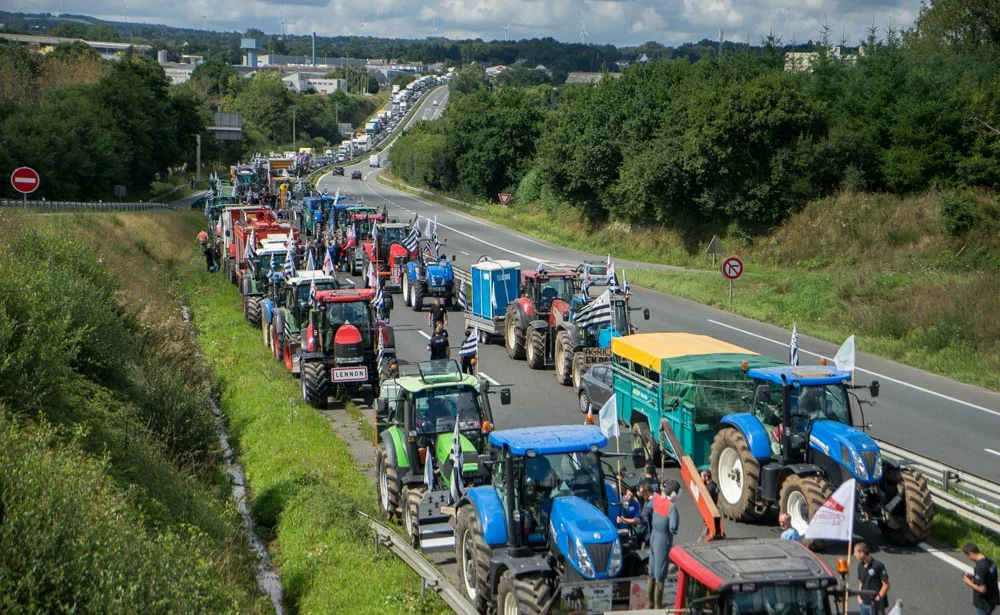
[298,288,397,409]
[362,222,414,292]
[503,269,577,368]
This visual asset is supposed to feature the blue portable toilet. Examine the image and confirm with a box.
[471,260,520,320]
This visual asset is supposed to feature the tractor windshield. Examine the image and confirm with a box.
[728,585,829,614]
[294,281,337,305]
[611,298,629,334]
[256,252,287,276]
[413,385,483,434]
[527,451,606,512]
[538,276,576,310]
[380,226,408,245]
[791,385,851,426]
[324,300,372,341]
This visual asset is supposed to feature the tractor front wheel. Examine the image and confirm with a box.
[526,328,545,370]
[245,296,262,327]
[497,570,551,615]
[710,428,764,522]
[879,467,934,545]
[457,505,493,612]
[413,283,424,312]
[779,474,832,536]
[403,486,427,548]
[376,442,402,520]
[554,331,573,386]
[301,360,329,409]
[571,353,586,390]
[504,308,525,360]
[272,311,286,362]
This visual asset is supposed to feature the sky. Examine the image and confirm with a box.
[19,0,925,48]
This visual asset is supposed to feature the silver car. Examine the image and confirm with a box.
[575,261,609,285]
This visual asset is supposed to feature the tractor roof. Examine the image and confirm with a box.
[489,425,607,455]
[377,222,409,229]
[285,271,336,285]
[523,269,575,279]
[257,245,289,256]
[314,288,375,303]
[670,539,836,592]
[747,365,851,387]
[396,360,479,392]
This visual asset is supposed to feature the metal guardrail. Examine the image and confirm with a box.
[0,199,175,213]
[876,439,1000,535]
[360,511,479,615]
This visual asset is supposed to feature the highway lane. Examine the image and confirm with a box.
[322,160,1000,483]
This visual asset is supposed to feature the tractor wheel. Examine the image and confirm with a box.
[245,296,262,328]
[710,428,765,522]
[879,467,934,545]
[497,570,552,615]
[413,283,424,312]
[504,307,525,360]
[554,331,573,386]
[262,312,272,349]
[779,474,833,537]
[376,442,402,520]
[403,486,427,548]
[402,275,411,307]
[456,505,492,612]
[301,360,329,409]
[571,353,586,390]
[526,328,545,370]
[631,421,662,468]
[272,311,286,361]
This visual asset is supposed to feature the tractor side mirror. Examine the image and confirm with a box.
[643,308,650,321]
[870,380,879,398]
[500,388,512,405]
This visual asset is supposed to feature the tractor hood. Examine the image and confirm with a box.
[425,261,452,283]
[808,421,883,485]
[548,496,621,579]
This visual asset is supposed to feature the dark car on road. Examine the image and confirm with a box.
[333,166,344,176]
[577,362,613,413]
[351,170,363,180]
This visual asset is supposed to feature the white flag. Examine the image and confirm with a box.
[598,395,619,439]
[423,443,434,489]
[790,324,800,366]
[803,479,856,541]
[886,599,903,615]
[834,335,855,373]
[323,248,335,275]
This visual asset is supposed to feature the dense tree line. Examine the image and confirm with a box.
[391,10,1000,234]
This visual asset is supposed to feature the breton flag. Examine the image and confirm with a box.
[598,395,620,439]
[582,274,593,301]
[323,248,335,275]
[244,229,257,261]
[622,269,631,296]
[458,282,468,311]
[449,417,465,503]
[803,479,856,542]
[834,335,856,374]
[575,289,613,329]
[459,329,478,358]
[424,216,434,244]
[431,216,441,256]
[790,324,800,366]
[372,281,385,310]
[402,223,420,253]
[608,260,619,294]
[283,238,297,277]
[308,279,318,308]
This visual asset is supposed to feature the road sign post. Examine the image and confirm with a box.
[705,234,724,268]
[720,256,743,309]
[11,166,40,209]
[497,193,511,206]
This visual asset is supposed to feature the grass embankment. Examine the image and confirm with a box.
[178,213,445,614]
[0,211,271,613]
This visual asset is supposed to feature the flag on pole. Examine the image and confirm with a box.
[790,324,800,366]
[268,252,276,274]
[459,329,478,358]
[886,600,903,615]
[803,479,856,541]
[402,224,420,253]
[366,262,379,289]
[244,229,257,260]
[449,418,464,504]
[323,248,335,275]
[582,274,593,301]
[458,282,468,311]
[423,440,434,489]
[598,396,619,439]
[306,247,316,271]
[431,216,441,256]
[605,254,613,284]
[576,289,613,329]
[308,279,318,308]
[372,281,385,310]
[622,269,631,296]
[283,241,297,277]
[834,335,856,373]
[424,216,433,242]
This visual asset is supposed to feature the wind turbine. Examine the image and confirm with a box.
[122,1,128,24]
[579,20,590,45]
[503,23,511,41]
[361,18,367,37]
[280,17,285,38]
[432,17,438,36]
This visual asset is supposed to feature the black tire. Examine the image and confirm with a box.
[505,306,525,360]
[710,428,765,522]
[497,570,553,615]
[245,296,262,328]
[413,282,424,312]
[262,310,272,349]
[526,328,545,370]
[376,442,402,520]
[631,421,661,468]
[403,486,426,548]
[554,331,573,386]
[578,390,591,414]
[402,275,411,307]
[301,360,329,409]
[456,505,492,612]
[779,474,833,537]
[272,311,286,361]
[879,467,934,545]
[571,352,586,390]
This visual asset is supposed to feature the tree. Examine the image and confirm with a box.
[88,25,119,42]
[449,63,486,95]
[50,23,88,39]
[912,0,1000,53]
[189,60,238,99]
[229,71,291,147]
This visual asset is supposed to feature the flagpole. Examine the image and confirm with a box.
[844,537,852,615]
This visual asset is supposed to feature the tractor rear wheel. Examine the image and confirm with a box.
[301,360,329,409]
[710,428,764,522]
[631,421,662,468]
[879,467,934,545]
[505,307,525,360]
[403,486,427,548]
[245,296,262,327]
[526,328,545,370]
[262,312,272,349]
[413,283,424,312]
[402,275,411,307]
[571,353,586,390]
[456,505,492,612]
[554,331,573,386]
[376,442,402,520]
[272,311,286,362]
[779,474,832,536]
[497,570,552,615]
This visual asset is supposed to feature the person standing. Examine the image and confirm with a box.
[701,470,719,505]
[459,328,478,375]
[778,513,801,542]
[963,543,999,615]
[854,542,890,615]
[647,479,680,609]
[427,321,450,360]
[428,297,448,330]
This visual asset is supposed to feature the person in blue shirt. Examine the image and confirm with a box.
[616,487,642,531]
[779,512,802,542]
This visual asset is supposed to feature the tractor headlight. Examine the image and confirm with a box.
[575,538,595,578]
[608,539,623,577]
[872,451,883,480]
[852,451,869,480]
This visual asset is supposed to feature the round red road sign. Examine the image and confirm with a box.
[10,167,40,194]
[721,256,744,280]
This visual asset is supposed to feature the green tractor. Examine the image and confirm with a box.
[262,270,342,374]
[374,360,511,552]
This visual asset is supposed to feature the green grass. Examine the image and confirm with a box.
[931,509,1000,565]
[178,243,446,615]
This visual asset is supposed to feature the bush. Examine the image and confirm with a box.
[939,192,983,236]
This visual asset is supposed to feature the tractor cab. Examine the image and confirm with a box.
[521,270,576,313]
[667,539,839,614]
[275,271,339,315]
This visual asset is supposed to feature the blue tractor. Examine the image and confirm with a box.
[454,425,646,615]
[403,252,456,312]
[709,365,934,545]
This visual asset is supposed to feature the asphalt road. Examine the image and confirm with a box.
[315,86,990,612]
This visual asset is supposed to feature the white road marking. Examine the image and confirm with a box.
[918,542,973,574]
[706,319,1000,420]
[478,372,499,386]
[417,330,431,340]
[986,448,1000,458]
[460,251,470,256]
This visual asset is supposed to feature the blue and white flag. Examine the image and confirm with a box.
[606,254,613,284]
[575,289,613,329]
[268,252,276,274]
[582,274,593,301]
[622,269,631,296]
[457,282,468,311]
[431,216,441,256]
[449,417,464,504]
[402,223,420,253]
[372,281,385,310]
[283,241,297,277]
[790,324,800,366]
[308,279,318,308]
[245,229,257,261]
[459,329,477,358]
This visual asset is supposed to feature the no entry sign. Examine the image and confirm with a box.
[721,256,743,280]
[10,167,40,194]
